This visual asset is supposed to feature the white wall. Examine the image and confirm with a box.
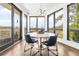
[27,15,30,32]
[62,4,68,41]
[45,15,47,31]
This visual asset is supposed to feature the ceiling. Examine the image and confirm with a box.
[18,3,68,16]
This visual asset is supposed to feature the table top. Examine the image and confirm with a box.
[26,32,55,38]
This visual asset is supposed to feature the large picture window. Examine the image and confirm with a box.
[38,17,45,31]
[68,3,79,43]
[47,8,63,40]
[29,16,45,32]
[29,17,37,32]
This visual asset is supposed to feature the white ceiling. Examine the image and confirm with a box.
[18,3,68,16]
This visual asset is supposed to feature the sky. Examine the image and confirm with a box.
[0,5,20,27]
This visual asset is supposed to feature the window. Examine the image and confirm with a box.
[14,7,21,42]
[38,17,45,31]
[0,4,12,51]
[29,16,45,32]
[47,8,63,40]
[55,9,63,40]
[48,14,54,33]
[68,3,79,43]
[29,17,37,32]
[24,15,27,33]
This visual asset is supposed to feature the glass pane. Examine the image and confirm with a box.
[55,9,63,40]
[14,8,20,41]
[0,4,12,47]
[48,14,54,33]
[30,17,36,32]
[55,10,63,29]
[68,3,79,43]
[38,17,45,31]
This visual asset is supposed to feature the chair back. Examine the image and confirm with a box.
[25,34,32,43]
[47,35,57,46]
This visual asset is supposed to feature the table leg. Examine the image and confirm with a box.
[40,37,42,56]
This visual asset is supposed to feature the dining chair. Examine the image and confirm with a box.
[24,34,38,56]
[42,34,58,56]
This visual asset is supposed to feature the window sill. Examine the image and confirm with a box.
[58,40,79,50]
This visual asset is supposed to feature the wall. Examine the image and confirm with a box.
[58,42,79,56]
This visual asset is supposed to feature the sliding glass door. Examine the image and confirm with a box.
[0,4,12,51]
[14,8,21,42]
[0,3,22,52]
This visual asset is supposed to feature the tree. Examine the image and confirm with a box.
[69,4,79,42]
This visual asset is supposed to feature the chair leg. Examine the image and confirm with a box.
[24,43,34,56]
[30,47,32,56]
[47,46,49,56]
[49,44,58,56]
[24,43,27,52]
[32,42,40,56]
[32,50,40,56]
[30,44,34,56]
[56,43,58,56]
[49,49,57,56]
[36,41,39,48]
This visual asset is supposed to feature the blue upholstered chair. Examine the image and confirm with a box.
[24,34,38,56]
[42,34,58,56]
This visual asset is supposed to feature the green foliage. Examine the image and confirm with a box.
[69,4,79,42]
[70,32,79,42]
[58,31,63,38]
[56,25,63,29]
[56,14,63,20]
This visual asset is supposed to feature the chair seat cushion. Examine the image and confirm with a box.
[42,41,48,45]
[31,39,38,43]
[42,40,55,46]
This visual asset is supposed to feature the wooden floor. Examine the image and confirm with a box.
[1,40,79,56]
[0,40,57,56]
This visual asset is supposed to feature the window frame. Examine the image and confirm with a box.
[29,16,45,32]
[11,3,22,40]
[47,13,55,32]
[29,16,37,32]
[67,3,77,41]
[47,8,63,33]
[24,14,28,33]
